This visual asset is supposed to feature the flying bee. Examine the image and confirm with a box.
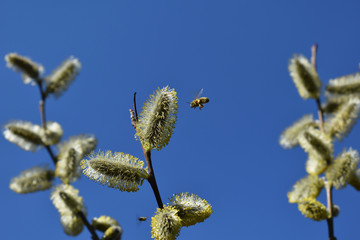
[190,88,209,110]
[138,216,148,222]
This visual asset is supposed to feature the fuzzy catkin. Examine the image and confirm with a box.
[169,193,212,227]
[81,151,149,192]
[9,166,54,194]
[288,55,321,99]
[287,175,324,203]
[279,114,316,149]
[135,86,178,151]
[151,206,182,240]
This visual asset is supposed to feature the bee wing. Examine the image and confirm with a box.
[194,88,204,99]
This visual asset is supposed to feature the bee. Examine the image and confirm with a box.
[137,216,148,222]
[190,88,209,110]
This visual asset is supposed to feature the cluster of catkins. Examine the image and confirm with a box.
[279,53,360,221]
[4,53,122,239]
[4,53,212,240]
[81,86,212,240]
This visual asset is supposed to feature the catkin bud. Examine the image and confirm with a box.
[169,193,212,227]
[288,54,321,99]
[56,135,97,184]
[305,154,328,175]
[135,86,178,151]
[324,98,360,140]
[45,56,81,97]
[5,53,44,84]
[326,148,359,189]
[325,73,360,99]
[81,151,149,192]
[60,213,84,236]
[348,169,360,190]
[279,114,316,149]
[322,97,346,114]
[102,225,123,240]
[332,205,340,217]
[151,206,182,240]
[3,120,63,151]
[9,166,54,194]
[42,121,63,146]
[92,215,120,232]
[287,175,324,203]
[298,198,328,221]
[298,127,333,164]
[51,184,86,215]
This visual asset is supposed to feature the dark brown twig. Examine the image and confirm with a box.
[77,211,100,240]
[133,92,138,122]
[143,149,163,208]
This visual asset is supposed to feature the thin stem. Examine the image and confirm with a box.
[45,146,57,165]
[131,92,163,208]
[312,44,337,240]
[77,211,100,240]
[316,98,324,132]
[325,181,336,240]
[311,44,325,132]
[311,43,318,72]
[37,80,47,129]
[143,149,163,208]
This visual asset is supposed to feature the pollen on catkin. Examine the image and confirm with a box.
[151,205,182,240]
[325,73,360,99]
[81,151,149,192]
[298,127,333,164]
[56,135,97,184]
[287,175,324,203]
[45,56,81,97]
[135,86,178,151]
[5,53,44,84]
[288,54,321,99]
[51,184,86,215]
[324,98,360,140]
[9,166,54,194]
[60,213,84,236]
[326,148,359,189]
[279,114,316,149]
[298,198,328,221]
[169,193,213,227]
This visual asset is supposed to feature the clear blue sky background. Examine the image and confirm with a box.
[1,1,360,239]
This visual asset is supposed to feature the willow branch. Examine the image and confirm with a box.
[311,44,336,240]
[131,92,163,208]
[36,78,99,240]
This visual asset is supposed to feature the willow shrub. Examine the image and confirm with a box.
[280,45,360,240]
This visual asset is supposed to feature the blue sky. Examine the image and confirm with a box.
[1,0,360,239]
